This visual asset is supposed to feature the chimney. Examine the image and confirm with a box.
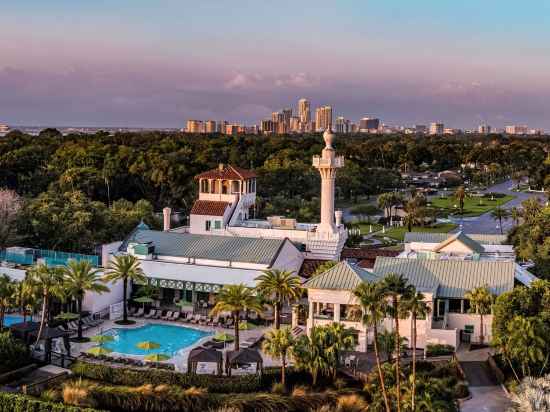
[163,207,172,231]
[218,163,224,171]
[335,210,343,227]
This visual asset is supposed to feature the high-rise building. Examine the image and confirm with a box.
[217,121,227,133]
[505,125,528,135]
[282,108,292,129]
[335,116,350,133]
[272,112,284,124]
[415,125,427,134]
[225,124,239,135]
[315,106,332,131]
[429,122,444,135]
[0,123,9,134]
[186,120,203,133]
[204,120,217,133]
[298,98,311,123]
[478,124,491,134]
[290,116,301,133]
[359,117,380,132]
[261,119,276,134]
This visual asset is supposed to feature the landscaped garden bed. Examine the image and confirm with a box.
[430,193,514,217]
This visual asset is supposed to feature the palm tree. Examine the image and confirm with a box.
[353,282,391,412]
[326,322,355,379]
[103,255,146,325]
[510,207,522,226]
[64,260,110,341]
[381,273,413,412]
[503,316,546,378]
[0,274,15,329]
[464,286,494,345]
[210,284,263,350]
[262,327,295,387]
[454,186,466,216]
[402,290,430,412]
[491,206,510,234]
[14,277,37,323]
[27,264,65,343]
[292,326,331,386]
[255,269,302,329]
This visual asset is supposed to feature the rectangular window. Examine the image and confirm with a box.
[214,220,221,230]
[205,221,211,231]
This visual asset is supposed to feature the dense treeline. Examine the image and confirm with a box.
[0,128,548,253]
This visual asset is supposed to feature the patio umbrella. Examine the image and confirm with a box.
[238,321,257,331]
[136,341,161,350]
[144,353,170,362]
[90,335,114,344]
[87,346,113,356]
[175,300,192,308]
[213,332,235,343]
[55,312,80,321]
[134,296,154,310]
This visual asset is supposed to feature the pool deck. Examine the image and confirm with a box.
[68,317,275,373]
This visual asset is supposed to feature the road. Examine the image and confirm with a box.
[448,180,545,234]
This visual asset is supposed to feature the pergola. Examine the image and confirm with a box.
[28,327,73,362]
[187,346,223,375]
[225,348,263,376]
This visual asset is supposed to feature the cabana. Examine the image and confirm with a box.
[9,321,40,342]
[29,327,73,362]
[225,348,263,376]
[187,346,223,375]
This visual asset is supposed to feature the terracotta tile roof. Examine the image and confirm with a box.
[195,164,257,180]
[341,247,400,269]
[190,200,230,216]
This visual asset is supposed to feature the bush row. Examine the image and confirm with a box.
[71,361,261,393]
[0,392,103,412]
[426,343,455,357]
[0,332,30,375]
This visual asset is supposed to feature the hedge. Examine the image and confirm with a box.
[426,343,455,357]
[71,361,261,393]
[0,392,104,412]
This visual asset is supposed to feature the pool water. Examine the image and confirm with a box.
[102,324,210,357]
[4,315,25,326]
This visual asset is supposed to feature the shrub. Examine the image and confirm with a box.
[63,379,98,408]
[0,331,30,374]
[0,391,103,412]
[271,382,286,394]
[426,343,455,357]
[454,381,470,399]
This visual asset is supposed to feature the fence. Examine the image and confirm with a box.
[0,248,99,267]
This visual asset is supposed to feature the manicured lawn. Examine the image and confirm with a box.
[430,194,515,217]
[357,222,383,234]
[374,223,458,242]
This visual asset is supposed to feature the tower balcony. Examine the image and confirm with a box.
[312,155,344,168]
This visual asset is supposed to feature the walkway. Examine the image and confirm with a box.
[457,346,512,412]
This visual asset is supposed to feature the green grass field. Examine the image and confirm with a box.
[374,223,458,242]
[357,222,383,234]
[430,194,515,217]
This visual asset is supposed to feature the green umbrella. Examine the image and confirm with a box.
[55,312,79,321]
[144,353,170,362]
[238,321,257,331]
[175,300,192,308]
[136,341,161,350]
[90,335,115,344]
[87,346,113,356]
[213,332,235,343]
[134,296,155,304]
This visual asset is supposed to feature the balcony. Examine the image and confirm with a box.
[312,156,344,168]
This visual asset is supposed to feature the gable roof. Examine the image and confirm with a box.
[195,164,256,180]
[404,232,507,245]
[119,229,290,265]
[373,257,515,298]
[190,200,230,216]
[303,261,379,290]
[432,231,484,254]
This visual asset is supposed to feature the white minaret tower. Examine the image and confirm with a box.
[313,127,344,234]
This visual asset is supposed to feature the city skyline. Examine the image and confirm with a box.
[2,1,550,128]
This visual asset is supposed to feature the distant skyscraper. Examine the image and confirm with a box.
[261,119,275,134]
[505,125,528,135]
[359,117,380,132]
[298,98,311,123]
[282,108,292,129]
[478,124,491,134]
[204,120,216,133]
[290,116,301,133]
[217,121,227,133]
[225,124,239,135]
[429,122,444,135]
[335,116,350,133]
[315,106,332,131]
[186,120,203,133]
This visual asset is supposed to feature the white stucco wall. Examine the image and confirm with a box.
[102,241,122,268]
[0,267,27,281]
[446,312,493,343]
[82,275,127,315]
[270,240,304,275]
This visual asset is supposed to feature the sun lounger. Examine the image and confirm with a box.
[144,309,156,319]
[207,316,219,327]
[171,312,180,321]
[134,308,144,317]
[190,314,201,324]
[161,311,173,320]
[153,311,163,319]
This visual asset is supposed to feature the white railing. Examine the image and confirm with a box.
[109,301,124,320]
[312,156,344,168]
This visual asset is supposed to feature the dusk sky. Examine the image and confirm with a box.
[2,1,550,129]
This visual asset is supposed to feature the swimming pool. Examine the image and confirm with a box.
[101,324,210,357]
[4,314,25,326]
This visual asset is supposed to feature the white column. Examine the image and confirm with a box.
[334,303,341,322]
[308,301,314,329]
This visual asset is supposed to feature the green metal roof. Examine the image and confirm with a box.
[303,261,379,290]
[433,231,485,254]
[373,257,515,298]
[404,232,507,245]
[120,229,289,265]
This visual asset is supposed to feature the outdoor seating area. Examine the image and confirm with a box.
[79,352,175,370]
[129,307,243,329]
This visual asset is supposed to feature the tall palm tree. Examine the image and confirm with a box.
[402,290,430,411]
[454,186,466,216]
[210,284,263,350]
[381,273,413,412]
[326,322,355,379]
[491,206,510,234]
[27,264,65,343]
[262,327,295,387]
[103,255,146,324]
[464,285,494,345]
[64,260,110,341]
[0,274,15,329]
[510,207,522,226]
[255,269,302,329]
[354,282,391,412]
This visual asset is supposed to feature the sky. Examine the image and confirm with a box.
[1,0,550,129]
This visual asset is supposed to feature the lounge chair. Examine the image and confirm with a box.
[207,316,219,327]
[144,309,156,319]
[181,312,192,323]
[170,312,180,321]
[153,311,163,319]
[128,307,136,316]
[199,315,208,325]
[224,318,234,329]
[84,316,102,327]
[161,311,173,320]
[191,314,202,324]
[134,308,144,317]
